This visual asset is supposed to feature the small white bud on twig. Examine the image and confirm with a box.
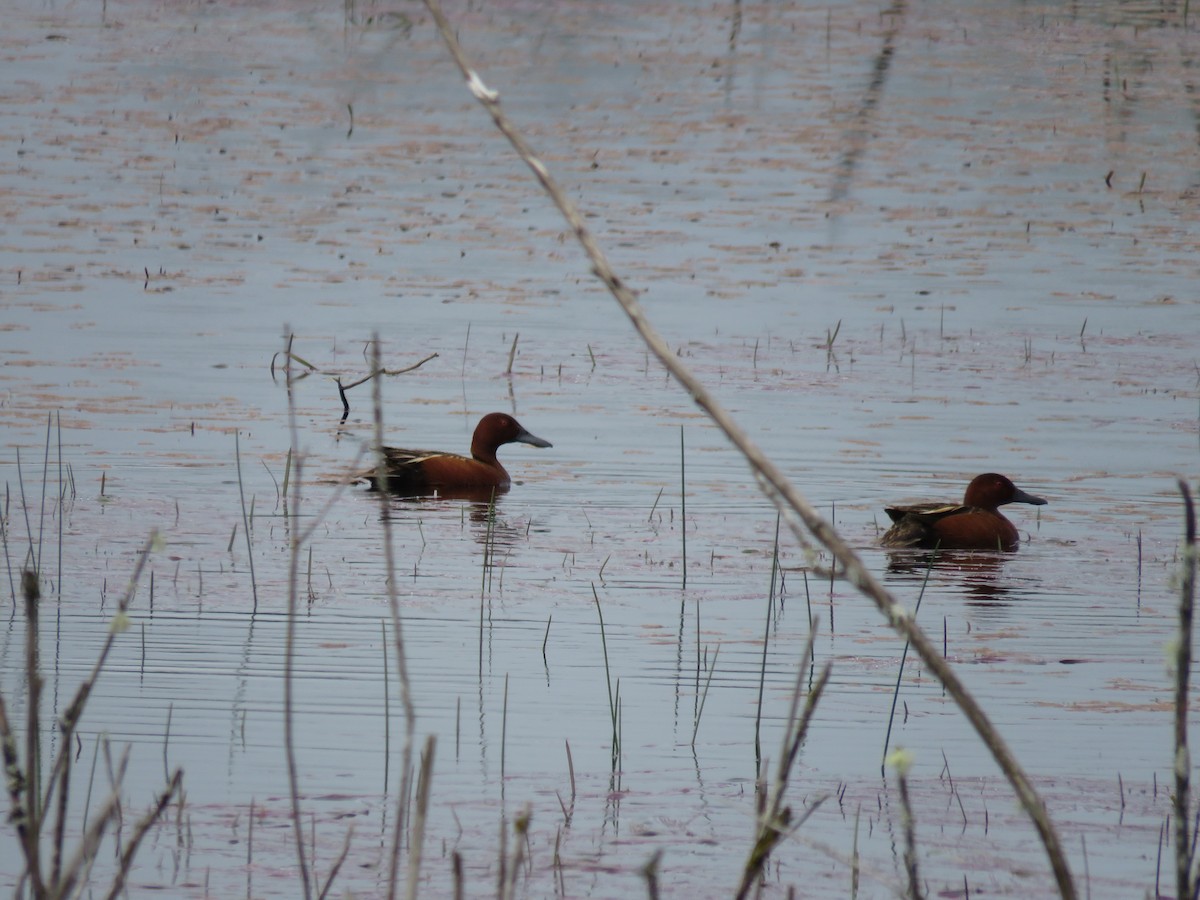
[466,70,498,102]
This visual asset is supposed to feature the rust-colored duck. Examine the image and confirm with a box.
[363,412,551,496]
[880,473,1047,551]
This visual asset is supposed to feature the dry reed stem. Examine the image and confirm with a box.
[641,848,663,900]
[50,683,72,887]
[500,807,531,900]
[0,627,36,893]
[42,533,157,820]
[52,770,125,899]
[407,735,437,900]
[420,4,1075,895]
[23,568,43,895]
[369,333,418,900]
[591,585,619,761]
[234,432,259,612]
[882,552,936,769]
[282,334,313,900]
[1174,478,1197,900]
[102,769,184,900]
[851,804,861,898]
[445,850,461,900]
[680,425,686,589]
[317,826,356,900]
[736,624,830,900]
[690,644,718,746]
[888,750,924,900]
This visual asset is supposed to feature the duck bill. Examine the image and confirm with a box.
[1011,487,1047,506]
[516,428,552,449]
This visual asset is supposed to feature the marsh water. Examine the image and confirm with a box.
[2,0,1199,896]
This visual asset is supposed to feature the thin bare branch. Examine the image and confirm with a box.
[340,352,439,393]
[420,4,1075,895]
[102,769,184,900]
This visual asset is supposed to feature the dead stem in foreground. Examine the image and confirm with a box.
[887,748,925,900]
[418,2,1076,894]
[370,333,419,900]
[282,333,314,900]
[0,530,181,898]
[1173,478,1198,900]
[736,622,829,899]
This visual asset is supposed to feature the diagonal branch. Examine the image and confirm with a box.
[420,3,1075,896]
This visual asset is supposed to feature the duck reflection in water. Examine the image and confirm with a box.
[885,551,1015,605]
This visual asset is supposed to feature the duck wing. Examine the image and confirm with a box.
[883,502,966,525]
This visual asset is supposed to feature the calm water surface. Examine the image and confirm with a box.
[1,0,1198,896]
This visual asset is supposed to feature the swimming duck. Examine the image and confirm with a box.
[880,473,1047,551]
[364,412,551,495]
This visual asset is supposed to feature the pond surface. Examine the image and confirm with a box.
[2,0,1199,896]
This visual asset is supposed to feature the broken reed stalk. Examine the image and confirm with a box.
[234,430,259,614]
[736,622,830,900]
[500,808,532,900]
[591,584,619,761]
[851,804,861,898]
[419,7,1077,894]
[369,333,418,900]
[641,849,663,900]
[102,770,184,900]
[753,517,784,769]
[382,621,391,786]
[22,568,43,891]
[690,644,719,746]
[680,425,686,589]
[37,414,51,579]
[882,551,936,770]
[406,735,437,900]
[162,704,173,783]
[565,739,576,812]
[888,749,925,900]
[501,674,509,783]
[55,412,64,602]
[281,334,314,900]
[648,485,664,522]
[1173,479,1197,900]
[753,555,774,772]
[14,447,38,576]
[2,485,16,609]
[317,826,356,900]
[506,333,519,375]
[481,490,497,598]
